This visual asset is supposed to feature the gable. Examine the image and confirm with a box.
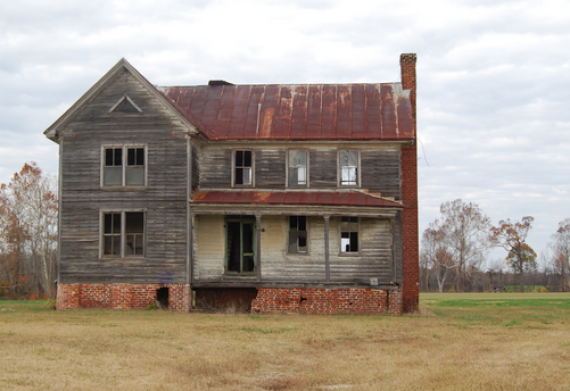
[44,58,199,142]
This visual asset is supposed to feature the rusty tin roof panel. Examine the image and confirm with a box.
[161,83,413,141]
[192,191,403,208]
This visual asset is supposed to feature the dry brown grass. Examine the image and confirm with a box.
[1,293,570,390]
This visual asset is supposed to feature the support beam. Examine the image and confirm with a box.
[324,215,330,282]
[256,215,262,282]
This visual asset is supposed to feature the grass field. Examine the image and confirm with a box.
[1,293,569,390]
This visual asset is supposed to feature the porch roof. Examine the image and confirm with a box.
[191,191,403,208]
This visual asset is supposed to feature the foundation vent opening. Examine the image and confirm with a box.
[156,287,169,310]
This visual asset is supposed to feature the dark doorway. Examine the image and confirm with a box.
[226,216,255,274]
[156,287,169,309]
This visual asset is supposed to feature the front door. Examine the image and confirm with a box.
[226,216,255,274]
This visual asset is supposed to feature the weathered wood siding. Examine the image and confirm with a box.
[309,148,338,188]
[197,144,400,196]
[199,147,231,188]
[255,149,286,189]
[191,215,400,285]
[260,216,325,282]
[329,217,394,283]
[191,142,200,191]
[361,147,401,199]
[59,68,189,283]
[193,215,225,281]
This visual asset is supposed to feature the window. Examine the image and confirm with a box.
[339,150,358,186]
[234,150,253,186]
[340,216,358,253]
[288,150,307,186]
[289,216,307,253]
[103,146,146,187]
[102,211,145,257]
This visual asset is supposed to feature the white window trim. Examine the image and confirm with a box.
[337,149,361,188]
[99,209,147,259]
[338,216,361,256]
[100,144,148,188]
[286,149,310,188]
[231,149,255,187]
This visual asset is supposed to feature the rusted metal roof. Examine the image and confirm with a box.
[192,191,403,208]
[160,83,413,141]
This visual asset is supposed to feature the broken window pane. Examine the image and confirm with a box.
[289,216,307,253]
[235,150,253,185]
[340,150,358,185]
[340,217,358,253]
[289,150,307,186]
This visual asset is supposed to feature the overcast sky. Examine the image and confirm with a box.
[1,0,568,267]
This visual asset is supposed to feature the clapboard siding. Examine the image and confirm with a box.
[255,149,286,189]
[59,69,188,284]
[193,215,225,281]
[361,147,401,199]
[260,216,325,282]
[199,147,232,188]
[309,148,338,188]
[191,215,397,284]
[329,217,394,283]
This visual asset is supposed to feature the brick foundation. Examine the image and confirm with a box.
[195,288,258,312]
[251,288,403,315]
[56,283,190,312]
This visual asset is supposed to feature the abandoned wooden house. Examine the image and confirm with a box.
[44,54,419,315]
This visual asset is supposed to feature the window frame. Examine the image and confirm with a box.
[288,215,309,254]
[232,149,255,187]
[100,210,146,259]
[338,149,361,187]
[287,149,309,188]
[338,216,360,256]
[101,144,147,188]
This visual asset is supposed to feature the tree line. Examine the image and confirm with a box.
[420,199,570,293]
[0,162,58,299]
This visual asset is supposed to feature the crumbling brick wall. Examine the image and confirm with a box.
[56,283,190,312]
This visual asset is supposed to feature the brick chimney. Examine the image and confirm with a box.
[399,53,419,313]
[400,53,417,134]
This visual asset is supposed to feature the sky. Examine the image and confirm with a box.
[1,0,568,268]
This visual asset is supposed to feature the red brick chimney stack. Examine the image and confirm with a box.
[399,53,419,312]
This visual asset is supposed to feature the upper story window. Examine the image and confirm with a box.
[288,150,307,186]
[234,150,253,186]
[103,145,146,187]
[339,150,359,186]
[289,216,307,253]
[102,211,145,258]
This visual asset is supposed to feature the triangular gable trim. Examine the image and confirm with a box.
[44,58,200,142]
[109,94,143,113]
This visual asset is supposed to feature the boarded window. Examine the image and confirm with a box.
[102,211,145,257]
[288,150,307,186]
[340,150,358,186]
[340,216,358,253]
[234,150,252,185]
[103,146,145,187]
[289,216,307,253]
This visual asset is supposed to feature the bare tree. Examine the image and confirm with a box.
[421,226,455,292]
[490,216,534,293]
[547,218,570,292]
[0,162,58,298]
[421,200,492,292]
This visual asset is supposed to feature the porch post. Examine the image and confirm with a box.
[324,215,330,283]
[256,215,262,282]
